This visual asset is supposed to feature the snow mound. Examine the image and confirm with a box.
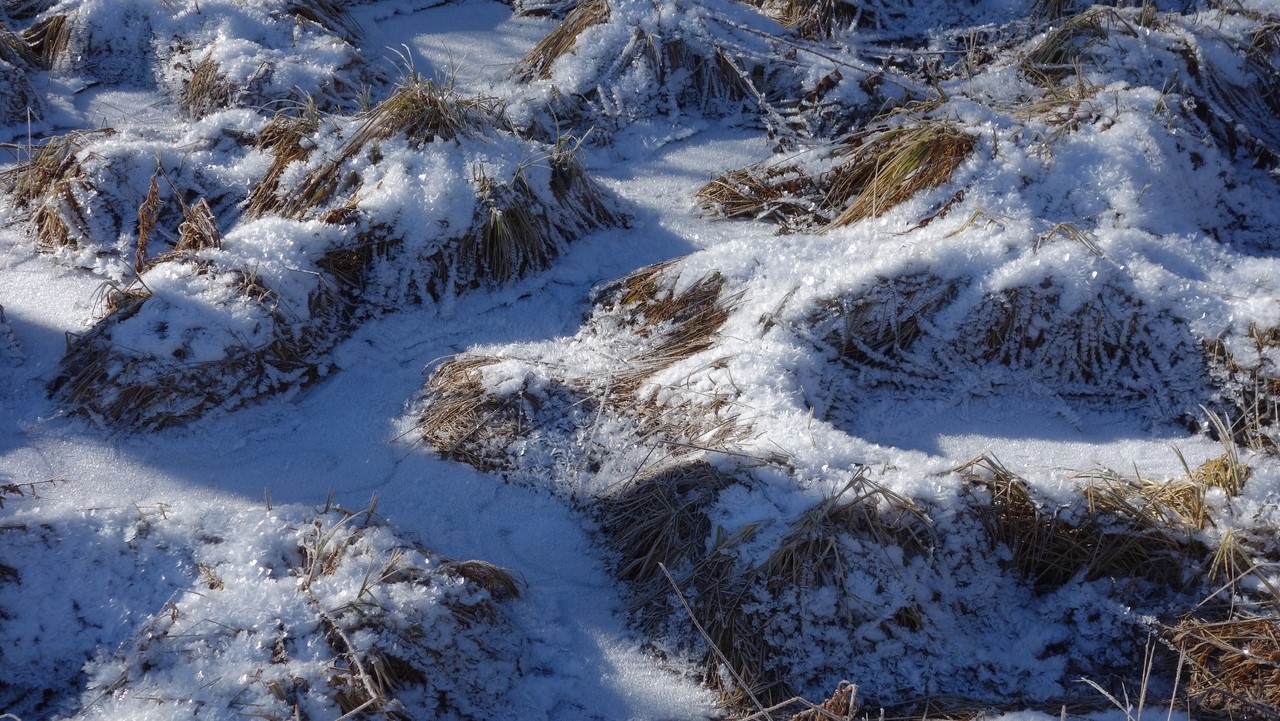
[25,74,622,429]
[0,497,524,721]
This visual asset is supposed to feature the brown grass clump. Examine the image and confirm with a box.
[592,262,735,401]
[699,114,974,233]
[50,267,314,430]
[1167,616,1280,720]
[959,455,1201,592]
[288,0,363,43]
[417,355,595,472]
[245,102,321,219]
[179,52,236,119]
[1186,19,1280,170]
[19,13,69,70]
[822,120,974,231]
[0,130,110,251]
[599,460,737,610]
[695,163,816,227]
[1019,7,1117,84]
[966,282,1200,405]
[746,0,863,39]
[513,0,609,81]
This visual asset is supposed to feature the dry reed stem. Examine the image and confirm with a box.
[135,172,161,273]
[513,0,609,81]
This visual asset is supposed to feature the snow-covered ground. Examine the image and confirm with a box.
[2,0,1279,719]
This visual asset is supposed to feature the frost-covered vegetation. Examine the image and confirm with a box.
[2,0,1280,719]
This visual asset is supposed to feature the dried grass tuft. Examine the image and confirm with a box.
[822,120,974,231]
[1204,325,1280,451]
[1168,616,1280,720]
[596,264,736,401]
[747,0,863,39]
[180,52,236,119]
[175,198,221,253]
[1019,7,1116,84]
[599,460,736,603]
[245,101,321,219]
[700,113,974,233]
[288,0,362,43]
[49,268,314,430]
[0,131,109,251]
[513,0,609,81]
[19,13,69,70]
[816,272,961,369]
[959,455,1201,592]
[417,355,592,472]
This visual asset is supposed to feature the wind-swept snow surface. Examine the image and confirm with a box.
[3,0,1280,719]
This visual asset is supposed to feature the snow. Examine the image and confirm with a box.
[2,0,1280,718]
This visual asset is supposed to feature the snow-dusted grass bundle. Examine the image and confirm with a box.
[0,130,104,252]
[699,109,975,232]
[37,0,378,111]
[417,355,598,473]
[808,273,1206,423]
[594,262,735,400]
[512,0,847,136]
[1186,12,1280,171]
[270,75,505,221]
[0,499,524,720]
[51,262,308,430]
[418,262,747,484]
[598,460,737,614]
[513,0,608,80]
[177,51,236,119]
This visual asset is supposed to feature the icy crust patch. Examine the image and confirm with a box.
[0,499,523,721]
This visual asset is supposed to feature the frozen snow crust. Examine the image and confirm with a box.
[2,0,1280,719]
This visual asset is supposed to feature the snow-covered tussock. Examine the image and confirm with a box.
[0,499,524,721]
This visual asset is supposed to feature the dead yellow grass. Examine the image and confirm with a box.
[959,455,1202,591]
[0,130,112,251]
[699,112,974,233]
[513,0,609,81]
[1168,616,1280,720]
